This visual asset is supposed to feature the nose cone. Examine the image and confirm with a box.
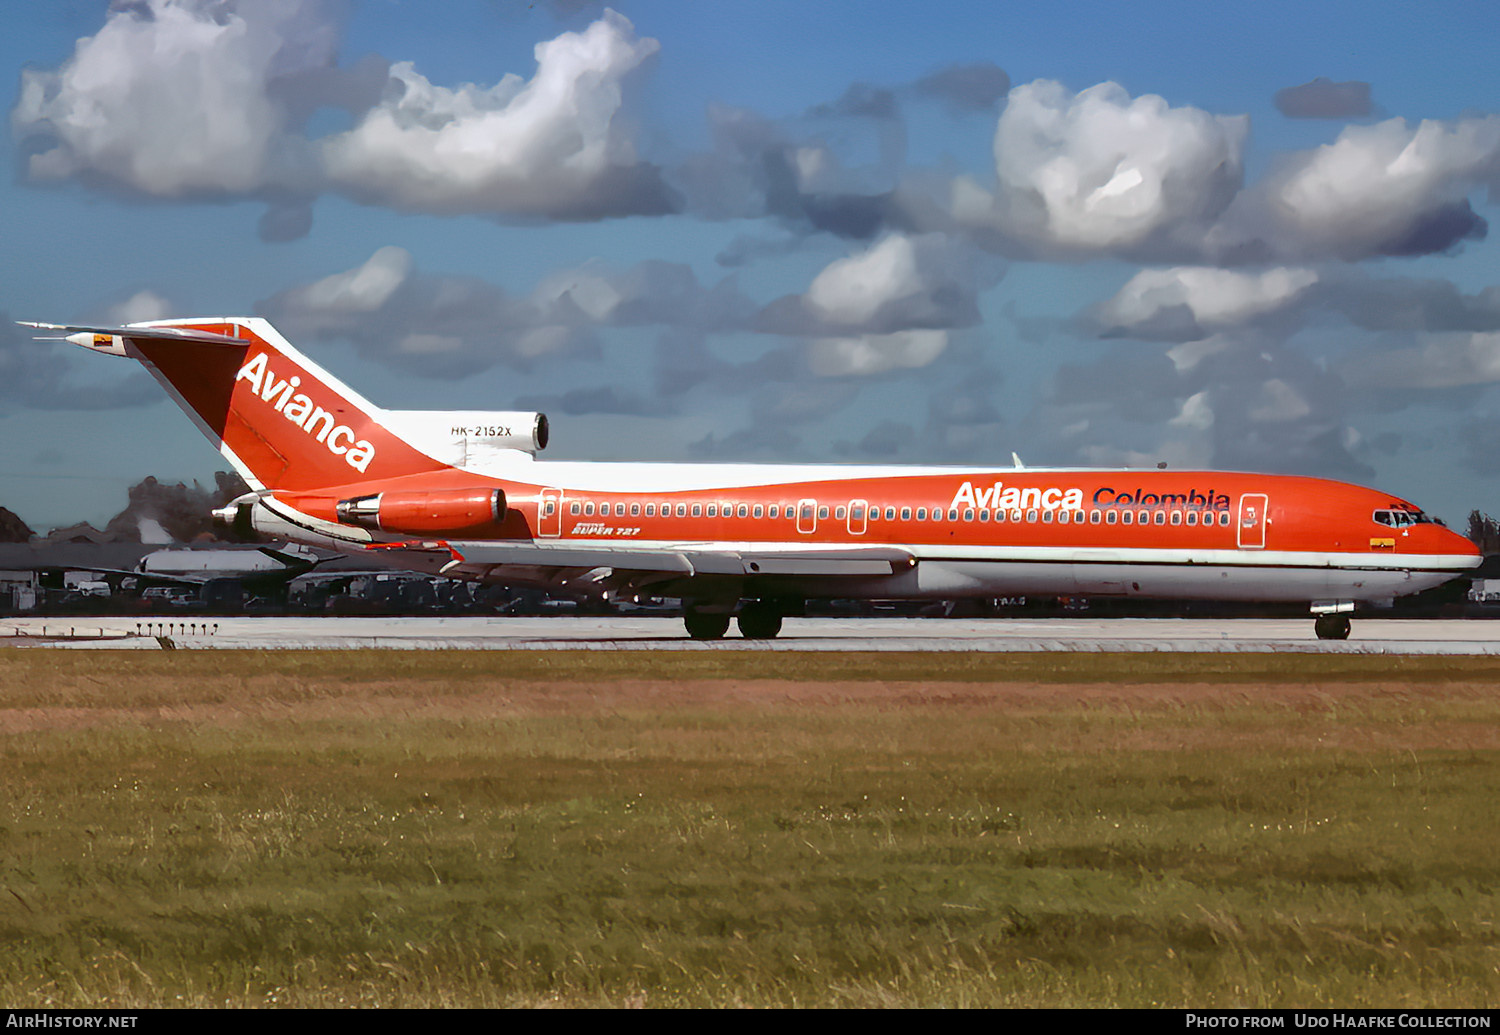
[1453,528,1483,562]
[1423,523,1483,565]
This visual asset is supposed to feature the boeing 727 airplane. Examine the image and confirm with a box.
[24,317,1481,640]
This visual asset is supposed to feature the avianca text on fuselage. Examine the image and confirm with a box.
[949,481,1085,511]
[235,352,375,473]
[948,480,1235,513]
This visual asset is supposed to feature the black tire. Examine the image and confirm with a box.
[737,602,783,639]
[1314,614,1351,640]
[684,610,731,640]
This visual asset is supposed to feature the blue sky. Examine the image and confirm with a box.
[4,0,1500,531]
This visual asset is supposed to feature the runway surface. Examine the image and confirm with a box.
[7,615,1500,653]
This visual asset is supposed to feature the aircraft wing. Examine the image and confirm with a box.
[372,540,915,580]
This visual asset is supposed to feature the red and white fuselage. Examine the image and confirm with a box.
[30,317,1481,637]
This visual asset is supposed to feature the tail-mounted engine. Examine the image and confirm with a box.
[334,488,507,535]
[380,410,550,466]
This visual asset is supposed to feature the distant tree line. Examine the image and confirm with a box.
[1467,512,1500,555]
[0,506,33,543]
[1,472,255,543]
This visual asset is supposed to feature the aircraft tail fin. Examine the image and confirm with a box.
[26,318,450,492]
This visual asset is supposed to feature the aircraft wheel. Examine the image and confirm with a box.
[737,602,783,639]
[684,610,731,640]
[1314,614,1351,641]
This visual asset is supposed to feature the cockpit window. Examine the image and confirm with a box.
[1372,507,1431,527]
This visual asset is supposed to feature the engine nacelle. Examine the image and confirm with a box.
[335,488,507,535]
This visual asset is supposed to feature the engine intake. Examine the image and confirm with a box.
[335,488,507,535]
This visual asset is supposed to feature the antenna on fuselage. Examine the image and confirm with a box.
[1011,452,1025,469]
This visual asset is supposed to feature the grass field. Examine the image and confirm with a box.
[0,650,1496,1008]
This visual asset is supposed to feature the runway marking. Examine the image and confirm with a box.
[10,617,1500,653]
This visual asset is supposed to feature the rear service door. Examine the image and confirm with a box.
[539,488,563,538]
[1237,493,1268,549]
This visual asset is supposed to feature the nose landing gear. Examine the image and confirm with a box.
[1311,601,1354,641]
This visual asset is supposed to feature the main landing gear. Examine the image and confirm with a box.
[736,600,783,640]
[682,600,786,640]
[1313,612,1352,641]
[683,608,731,640]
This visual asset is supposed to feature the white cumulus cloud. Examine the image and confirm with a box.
[1346,332,1500,390]
[1221,116,1500,259]
[808,329,948,377]
[764,233,992,336]
[273,245,414,329]
[1096,266,1319,338]
[13,0,329,198]
[953,80,1247,256]
[319,10,674,219]
[12,4,673,229]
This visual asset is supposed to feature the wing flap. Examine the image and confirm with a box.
[372,540,915,578]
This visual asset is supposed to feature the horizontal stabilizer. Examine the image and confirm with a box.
[20,321,248,347]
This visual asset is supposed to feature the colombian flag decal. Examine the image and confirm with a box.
[1370,537,1396,550]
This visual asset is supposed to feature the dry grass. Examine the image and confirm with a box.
[0,649,1496,1007]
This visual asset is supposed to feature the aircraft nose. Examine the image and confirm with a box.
[1433,524,1482,559]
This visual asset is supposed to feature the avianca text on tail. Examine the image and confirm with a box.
[26,316,1481,642]
[235,352,376,473]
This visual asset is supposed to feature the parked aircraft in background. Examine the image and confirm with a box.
[25,318,1481,640]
